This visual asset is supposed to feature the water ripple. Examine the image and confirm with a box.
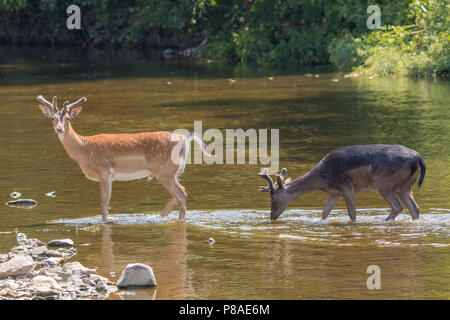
[50,208,449,248]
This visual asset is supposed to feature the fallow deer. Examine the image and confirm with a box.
[37,95,212,223]
[259,145,426,222]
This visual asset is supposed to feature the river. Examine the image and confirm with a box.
[0,46,448,299]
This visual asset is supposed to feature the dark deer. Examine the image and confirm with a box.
[259,145,426,222]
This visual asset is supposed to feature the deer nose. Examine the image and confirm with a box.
[56,127,64,133]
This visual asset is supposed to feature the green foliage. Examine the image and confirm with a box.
[0,0,447,77]
[328,0,449,77]
[0,0,200,48]
[327,34,365,71]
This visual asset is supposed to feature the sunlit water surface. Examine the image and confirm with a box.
[0,47,448,299]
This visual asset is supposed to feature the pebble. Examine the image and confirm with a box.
[9,192,21,199]
[44,191,56,197]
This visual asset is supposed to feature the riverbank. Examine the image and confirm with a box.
[2,1,447,78]
[0,233,117,300]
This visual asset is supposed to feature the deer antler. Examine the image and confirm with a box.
[276,168,288,190]
[281,168,291,185]
[64,97,87,110]
[260,168,290,192]
[37,95,58,113]
[259,168,274,192]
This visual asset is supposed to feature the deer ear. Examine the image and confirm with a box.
[39,105,52,118]
[69,107,82,118]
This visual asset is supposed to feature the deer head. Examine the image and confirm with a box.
[37,95,86,138]
[259,168,292,220]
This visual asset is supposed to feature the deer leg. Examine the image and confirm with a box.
[398,190,420,220]
[99,175,113,223]
[161,196,178,217]
[322,196,338,220]
[378,189,404,221]
[159,177,187,220]
[340,187,356,222]
[173,180,187,220]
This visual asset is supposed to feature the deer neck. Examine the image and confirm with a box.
[58,123,86,162]
[286,169,324,200]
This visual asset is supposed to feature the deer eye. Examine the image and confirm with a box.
[51,116,57,121]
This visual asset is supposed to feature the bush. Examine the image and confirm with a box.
[328,0,449,77]
[0,0,446,77]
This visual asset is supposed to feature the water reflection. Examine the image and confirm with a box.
[87,220,192,299]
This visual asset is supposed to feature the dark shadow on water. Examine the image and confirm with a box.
[0,46,333,86]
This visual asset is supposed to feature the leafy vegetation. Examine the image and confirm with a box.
[0,0,447,77]
[329,0,449,77]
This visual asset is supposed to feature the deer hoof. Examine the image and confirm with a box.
[103,218,116,224]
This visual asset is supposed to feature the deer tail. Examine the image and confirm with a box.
[418,157,426,189]
[176,133,213,178]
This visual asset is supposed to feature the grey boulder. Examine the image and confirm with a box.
[47,239,74,248]
[117,263,157,288]
[0,254,35,279]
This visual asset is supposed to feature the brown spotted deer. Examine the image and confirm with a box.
[259,145,426,222]
[37,95,211,223]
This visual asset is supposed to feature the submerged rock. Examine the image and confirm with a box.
[6,199,38,209]
[47,239,74,248]
[117,263,157,288]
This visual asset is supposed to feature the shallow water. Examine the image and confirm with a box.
[0,47,449,299]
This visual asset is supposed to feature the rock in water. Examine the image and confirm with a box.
[163,48,175,58]
[44,191,56,197]
[116,263,157,288]
[47,239,73,248]
[0,254,35,279]
[16,233,27,245]
[9,192,21,199]
[6,199,37,209]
